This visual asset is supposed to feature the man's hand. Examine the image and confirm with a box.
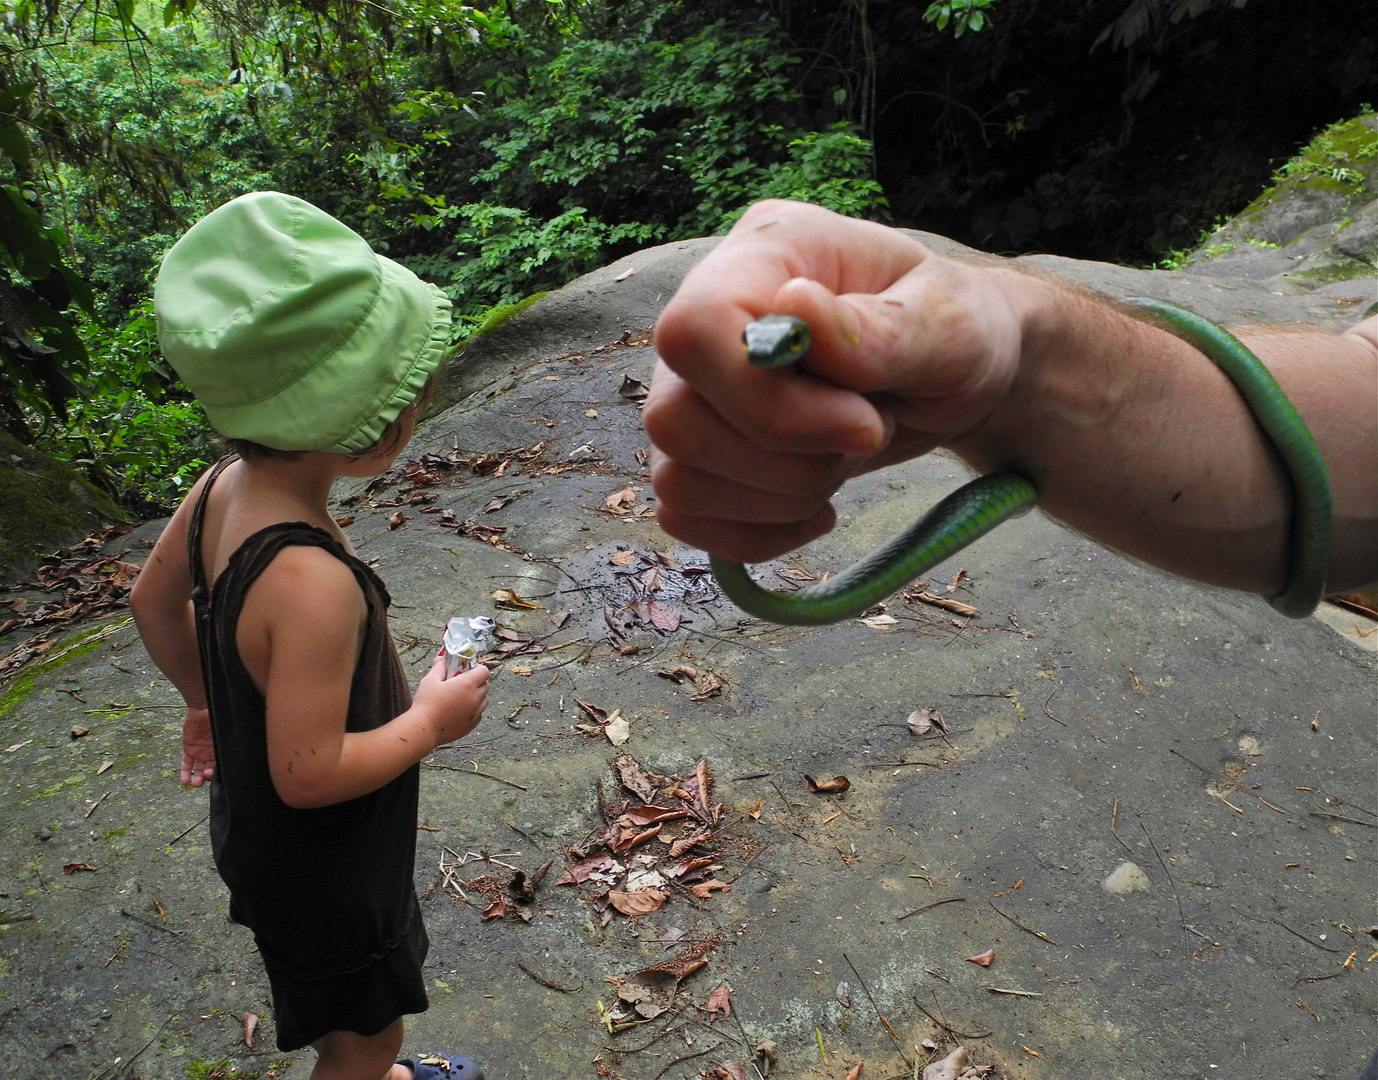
[181,705,215,787]
[645,199,1028,563]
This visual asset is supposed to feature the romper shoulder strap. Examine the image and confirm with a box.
[186,456,238,601]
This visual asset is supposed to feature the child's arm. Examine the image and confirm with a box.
[129,480,216,787]
[241,545,489,809]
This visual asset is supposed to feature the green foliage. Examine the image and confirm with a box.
[922,0,996,37]
[444,205,661,320]
[1,0,886,511]
[44,22,277,317]
[1269,114,1375,189]
[38,301,216,513]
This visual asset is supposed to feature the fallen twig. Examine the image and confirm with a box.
[1111,798,1133,854]
[1294,970,1350,986]
[120,909,182,936]
[843,953,905,1055]
[84,790,113,819]
[1274,918,1344,954]
[168,813,208,846]
[912,996,991,1040]
[897,897,965,921]
[423,760,527,790]
[1169,748,1294,815]
[1141,821,1199,939]
[1310,812,1375,827]
[988,901,1057,946]
[1041,689,1066,726]
[651,1042,724,1080]
[516,961,582,992]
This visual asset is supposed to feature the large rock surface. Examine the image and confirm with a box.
[0,224,1372,1080]
[1184,112,1378,299]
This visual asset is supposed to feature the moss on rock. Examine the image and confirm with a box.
[1185,112,1377,284]
[0,432,125,579]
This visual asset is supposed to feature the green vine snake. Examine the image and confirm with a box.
[708,300,1331,625]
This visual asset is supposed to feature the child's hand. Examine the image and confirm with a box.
[413,654,490,748]
[181,705,216,787]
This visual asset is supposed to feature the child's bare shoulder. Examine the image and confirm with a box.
[244,544,368,632]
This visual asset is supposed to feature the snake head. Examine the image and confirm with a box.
[742,314,811,368]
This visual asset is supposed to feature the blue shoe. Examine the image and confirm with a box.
[398,1052,485,1080]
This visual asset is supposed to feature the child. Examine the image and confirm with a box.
[130,192,490,1080]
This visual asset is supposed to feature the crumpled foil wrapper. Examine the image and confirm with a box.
[442,616,496,679]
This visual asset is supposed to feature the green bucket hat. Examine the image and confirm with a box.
[154,191,452,453]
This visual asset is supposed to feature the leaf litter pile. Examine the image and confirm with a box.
[600,548,718,639]
[564,753,753,920]
[563,754,761,1035]
[0,524,139,678]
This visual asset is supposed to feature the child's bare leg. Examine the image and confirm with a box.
[309,1017,411,1080]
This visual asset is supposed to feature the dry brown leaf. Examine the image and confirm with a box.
[701,984,733,1021]
[689,879,730,899]
[907,708,946,736]
[672,855,717,878]
[388,511,407,530]
[914,592,978,616]
[754,1040,779,1077]
[576,700,609,723]
[668,831,710,858]
[555,852,619,886]
[689,673,723,700]
[710,1066,748,1080]
[694,759,711,816]
[70,725,90,739]
[608,889,668,916]
[747,797,763,821]
[631,933,723,986]
[609,549,637,566]
[618,375,650,401]
[966,948,995,967]
[622,805,691,826]
[480,896,507,920]
[804,774,851,794]
[491,588,540,610]
[921,1046,968,1080]
[612,753,668,802]
[647,601,682,632]
[605,486,639,509]
[550,610,571,628]
[615,981,671,1019]
[62,863,96,874]
[845,1063,864,1080]
[657,665,698,684]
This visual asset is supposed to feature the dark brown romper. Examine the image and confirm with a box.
[188,458,428,1051]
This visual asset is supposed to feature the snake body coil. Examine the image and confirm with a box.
[710,300,1331,625]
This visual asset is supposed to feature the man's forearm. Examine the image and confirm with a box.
[948,274,1377,594]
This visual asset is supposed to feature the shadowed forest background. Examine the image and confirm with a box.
[0,0,1373,520]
